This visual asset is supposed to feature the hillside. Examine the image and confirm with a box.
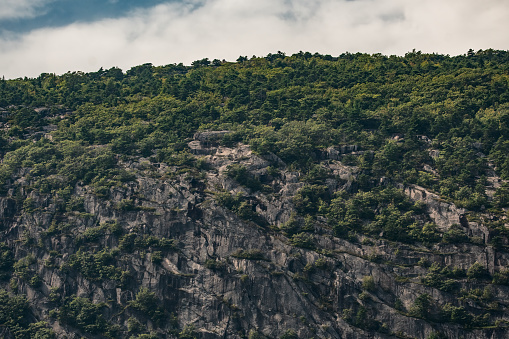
[0,50,509,338]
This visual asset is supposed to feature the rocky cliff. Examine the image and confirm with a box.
[1,137,509,339]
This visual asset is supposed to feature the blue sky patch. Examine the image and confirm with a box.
[0,0,173,34]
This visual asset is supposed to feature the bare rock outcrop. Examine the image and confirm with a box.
[1,142,509,339]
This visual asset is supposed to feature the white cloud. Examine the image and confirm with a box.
[0,0,52,20]
[1,0,509,78]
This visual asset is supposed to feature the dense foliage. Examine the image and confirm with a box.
[1,49,509,337]
[1,50,509,206]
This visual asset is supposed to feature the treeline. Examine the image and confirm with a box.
[1,49,509,208]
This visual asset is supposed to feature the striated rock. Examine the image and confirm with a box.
[324,145,359,160]
[403,185,465,231]
[1,143,509,339]
[429,150,440,158]
[0,197,16,221]
[194,130,230,146]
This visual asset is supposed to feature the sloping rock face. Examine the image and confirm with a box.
[403,185,466,231]
[1,142,509,339]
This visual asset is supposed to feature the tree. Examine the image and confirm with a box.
[467,262,488,280]
[409,294,432,319]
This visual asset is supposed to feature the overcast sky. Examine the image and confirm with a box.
[1,0,508,79]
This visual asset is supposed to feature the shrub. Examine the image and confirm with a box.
[129,288,164,325]
[394,298,404,311]
[76,224,108,244]
[133,333,159,339]
[409,294,432,319]
[441,303,472,326]
[417,258,430,268]
[0,290,56,338]
[248,329,266,339]
[127,317,144,334]
[410,222,441,244]
[225,164,261,191]
[0,242,13,278]
[467,262,488,280]
[427,332,447,339]
[151,251,163,264]
[13,254,37,283]
[119,233,177,253]
[58,296,108,334]
[314,258,327,269]
[421,272,458,292]
[354,306,380,330]
[119,233,137,252]
[362,276,375,291]
[289,233,314,249]
[358,291,370,301]
[442,225,468,244]
[280,214,301,236]
[67,249,122,281]
[179,324,198,339]
[493,269,509,285]
[204,259,224,270]
[231,249,267,261]
[236,201,258,221]
[280,329,298,339]
[216,191,242,210]
[493,185,509,208]
[215,192,265,224]
[115,198,137,211]
[293,184,328,215]
[65,196,85,212]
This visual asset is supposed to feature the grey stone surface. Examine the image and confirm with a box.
[1,142,508,338]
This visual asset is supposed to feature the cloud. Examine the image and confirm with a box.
[1,0,508,78]
[0,0,53,20]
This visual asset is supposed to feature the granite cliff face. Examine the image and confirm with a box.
[1,138,509,339]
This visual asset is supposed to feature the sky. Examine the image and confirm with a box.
[0,0,508,79]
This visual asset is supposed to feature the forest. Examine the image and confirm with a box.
[2,50,509,212]
[0,49,509,338]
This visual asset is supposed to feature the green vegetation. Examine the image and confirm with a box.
[204,258,225,270]
[362,276,375,292]
[289,232,315,249]
[279,329,298,339]
[0,289,55,338]
[66,249,123,282]
[293,184,329,215]
[75,221,122,245]
[467,262,489,280]
[327,187,432,243]
[493,269,509,285]
[13,254,41,287]
[420,262,464,292]
[226,164,262,191]
[409,293,433,319]
[1,50,508,205]
[215,191,266,225]
[57,296,111,335]
[1,50,509,337]
[0,242,14,280]
[129,288,164,325]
